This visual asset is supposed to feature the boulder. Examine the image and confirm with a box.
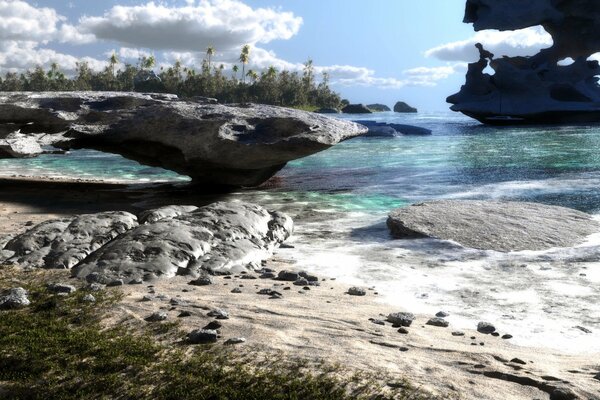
[71,202,293,282]
[387,200,599,252]
[0,287,30,310]
[354,121,432,137]
[342,104,372,114]
[393,102,418,113]
[366,104,391,112]
[0,92,366,187]
[450,1,600,124]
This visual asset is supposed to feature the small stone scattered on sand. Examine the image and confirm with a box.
[477,322,496,334]
[426,317,449,328]
[187,329,218,344]
[387,312,415,327]
[348,287,367,296]
[146,311,168,322]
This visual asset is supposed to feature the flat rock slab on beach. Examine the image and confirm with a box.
[387,200,599,252]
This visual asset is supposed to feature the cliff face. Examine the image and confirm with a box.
[449,0,600,124]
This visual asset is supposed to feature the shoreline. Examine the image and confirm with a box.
[1,176,599,398]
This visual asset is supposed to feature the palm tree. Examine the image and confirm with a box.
[141,54,156,70]
[109,52,119,78]
[239,45,250,83]
[246,69,258,83]
[206,46,215,70]
[232,65,239,80]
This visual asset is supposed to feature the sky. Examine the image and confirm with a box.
[0,0,556,111]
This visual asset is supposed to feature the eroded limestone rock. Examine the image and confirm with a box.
[449,0,600,124]
[0,92,366,186]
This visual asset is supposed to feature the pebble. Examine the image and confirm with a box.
[477,322,496,334]
[178,311,192,318]
[293,278,309,286]
[574,325,592,334]
[299,271,319,282]
[491,332,500,337]
[435,311,450,318]
[260,272,276,279]
[241,275,257,280]
[146,311,168,322]
[231,288,242,294]
[224,337,246,345]
[0,287,30,310]
[398,327,409,334]
[207,309,229,319]
[141,295,154,302]
[277,270,300,281]
[189,276,213,286]
[510,358,527,365]
[47,283,77,295]
[387,312,415,327]
[370,319,385,326]
[204,321,222,330]
[348,287,367,296]
[399,347,409,352]
[426,317,449,328]
[452,331,465,337]
[187,329,218,344]
[82,294,96,303]
[501,334,513,339]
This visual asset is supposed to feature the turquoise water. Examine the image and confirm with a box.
[4,111,600,213]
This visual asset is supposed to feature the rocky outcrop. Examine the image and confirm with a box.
[354,121,432,137]
[366,104,391,112]
[393,102,418,113]
[0,202,293,282]
[449,0,600,124]
[387,200,599,252]
[342,104,372,114]
[0,92,366,187]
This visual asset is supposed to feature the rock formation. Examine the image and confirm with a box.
[341,104,372,114]
[353,121,432,137]
[0,202,293,282]
[448,0,600,124]
[387,200,598,252]
[393,102,417,113]
[0,92,366,187]
[366,104,391,112]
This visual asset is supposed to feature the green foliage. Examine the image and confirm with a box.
[0,272,437,400]
[0,46,342,109]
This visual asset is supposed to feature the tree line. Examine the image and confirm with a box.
[0,45,342,109]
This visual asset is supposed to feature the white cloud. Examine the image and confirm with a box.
[425,26,553,62]
[77,0,303,52]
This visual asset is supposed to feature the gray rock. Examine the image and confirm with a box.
[82,294,96,303]
[354,120,432,137]
[387,312,415,327]
[371,319,386,326]
[231,288,242,294]
[3,211,138,269]
[189,276,213,286]
[550,388,578,400]
[348,287,367,296]
[277,270,300,281]
[342,104,372,114]
[477,322,496,334]
[452,331,465,337]
[138,205,198,224]
[0,92,366,187]
[387,200,599,252]
[207,309,229,320]
[426,317,449,328]
[224,337,246,345]
[501,334,513,339]
[436,311,450,318]
[146,311,168,322]
[298,271,319,282]
[393,101,417,113]
[293,278,309,286]
[204,321,222,330]
[0,287,30,310]
[71,202,292,282]
[86,283,105,291]
[47,283,77,294]
[187,329,218,344]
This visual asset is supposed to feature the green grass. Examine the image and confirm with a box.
[0,269,437,400]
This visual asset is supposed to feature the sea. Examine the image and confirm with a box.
[2,111,599,352]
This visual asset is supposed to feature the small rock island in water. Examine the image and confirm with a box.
[448,0,600,124]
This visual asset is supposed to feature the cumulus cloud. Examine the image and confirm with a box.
[77,0,303,52]
[425,26,553,62]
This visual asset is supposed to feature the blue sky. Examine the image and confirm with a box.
[1,0,553,111]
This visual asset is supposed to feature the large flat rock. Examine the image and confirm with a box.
[0,202,293,282]
[0,92,366,187]
[387,200,599,252]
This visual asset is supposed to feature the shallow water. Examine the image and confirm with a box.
[2,111,600,352]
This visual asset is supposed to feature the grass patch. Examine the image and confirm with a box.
[0,271,438,400]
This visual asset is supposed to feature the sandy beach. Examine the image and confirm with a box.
[1,177,599,399]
